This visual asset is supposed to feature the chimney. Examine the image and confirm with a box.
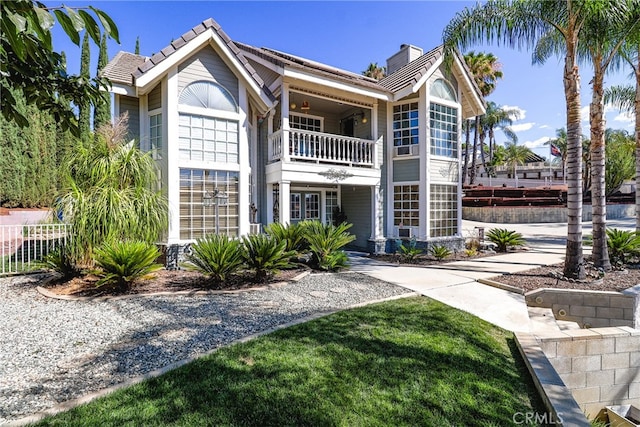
[386,44,423,75]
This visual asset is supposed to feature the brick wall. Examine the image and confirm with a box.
[538,327,640,418]
[526,288,638,329]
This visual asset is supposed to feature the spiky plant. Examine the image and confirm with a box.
[485,228,525,252]
[264,222,308,254]
[302,220,355,271]
[399,238,422,263]
[242,234,295,282]
[93,240,162,292]
[606,228,640,266]
[430,245,452,261]
[183,234,244,285]
[40,243,79,279]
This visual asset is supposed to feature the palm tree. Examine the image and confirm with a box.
[462,119,472,184]
[362,62,386,80]
[481,102,520,176]
[463,51,504,184]
[443,0,630,279]
[545,128,568,183]
[503,141,533,188]
[534,6,640,271]
[55,113,168,267]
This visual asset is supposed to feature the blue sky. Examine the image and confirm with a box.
[52,1,635,158]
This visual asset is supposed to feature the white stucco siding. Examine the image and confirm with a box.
[177,46,239,102]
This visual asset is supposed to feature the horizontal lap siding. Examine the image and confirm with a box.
[429,159,458,183]
[341,186,371,250]
[148,84,162,111]
[178,46,238,102]
[119,95,140,140]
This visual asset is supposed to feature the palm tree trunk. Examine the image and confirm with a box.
[635,48,640,232]
[590,65,611,271]
[563,38,585,280]
[470,117,480,185]
[463,120,471,185]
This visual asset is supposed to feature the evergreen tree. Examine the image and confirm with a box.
[94,35,111,130]
[78,32,91,142]
[135,36,140,55]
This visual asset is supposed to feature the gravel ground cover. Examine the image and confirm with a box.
[0,272,409,424]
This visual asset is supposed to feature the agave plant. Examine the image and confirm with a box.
[485,228,525,252]
[606,228,640,266]
[40,243,79,280]
[183,234,244,285]
[264,222,308,254]
[302,220,355,271]
[399,238,422,263]
[242,234,295,282]
[93,240,162,292]
[430,245,452,261]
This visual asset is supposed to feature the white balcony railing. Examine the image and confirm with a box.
[268,129,378,168]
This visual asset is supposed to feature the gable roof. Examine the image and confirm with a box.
[103,18,276,104]
[379,45,444,93]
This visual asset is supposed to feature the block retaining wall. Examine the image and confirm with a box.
[537,327,640,418]
[526,286,640,329]
[462,204,634,223]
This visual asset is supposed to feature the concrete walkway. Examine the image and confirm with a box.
[350,218,636,333]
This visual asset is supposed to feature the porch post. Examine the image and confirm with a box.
[282,83,291,162]
[279,180,291,224]
[370,184,383,240]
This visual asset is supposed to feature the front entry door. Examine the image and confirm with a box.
[290,192,320,223]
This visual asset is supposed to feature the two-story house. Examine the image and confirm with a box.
[102,18,485,266]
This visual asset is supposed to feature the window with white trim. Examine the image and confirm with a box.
[430,79,457,101]
[429,103,458,157]
[393,184,419,227]
[179,169,239,239]
[290,193,301,220]
[430,184,457,237]
[179,114,239,163]
[325,191,338,225]
[290,113,322,132]
[149,113,162,159]
[393,102,419,146]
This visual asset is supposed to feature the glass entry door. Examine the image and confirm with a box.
[290,192,320,223]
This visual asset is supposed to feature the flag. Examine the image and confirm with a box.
[550,143,562,157]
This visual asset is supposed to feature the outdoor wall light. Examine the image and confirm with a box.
[203,189,228,234]
[300,100,310,110]
[290,102,296,110]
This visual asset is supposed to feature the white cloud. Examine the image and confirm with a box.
[502,104,526,121]
[580,105,590,122]
[539,124,550,129]
[613,111,634,125]
[523,136,551,150]
[511,122,535,132]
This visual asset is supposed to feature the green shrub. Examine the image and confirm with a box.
[40,243,79,279]
[264,222,308,254]
[93,240,162,292]
[399,238,422,263]
[430,245,452,261]
[184,235,245,284]
[303,220,355,271]
[242,234,295,282]
[606,228,640,265]
[486,228,525,252]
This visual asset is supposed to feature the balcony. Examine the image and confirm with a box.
[268,129,378,168]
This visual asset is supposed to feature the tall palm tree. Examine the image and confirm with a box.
[503,141,533,187]
[362,62,386,80]
[443,0,630,279]
[534,4,640,271]
[463,51,504,184]
[462,119,472,184]
[545,127,568,183]
[481,102,520,176]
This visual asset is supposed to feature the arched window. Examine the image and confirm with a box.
[179,81,238,112]
[430,79,456,102]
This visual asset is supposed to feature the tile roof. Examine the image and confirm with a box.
[101,51,147,85]
[378,45,443,92]
[235,42,384,92]
[104,18,275,102]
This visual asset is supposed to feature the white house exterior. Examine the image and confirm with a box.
[102,18,485,266]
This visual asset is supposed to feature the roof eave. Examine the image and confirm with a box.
[283,68,389,101]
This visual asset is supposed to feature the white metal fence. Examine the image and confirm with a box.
[0,223,69,276]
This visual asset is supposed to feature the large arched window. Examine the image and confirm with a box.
[430,79,457,101]
[179,80,238,112]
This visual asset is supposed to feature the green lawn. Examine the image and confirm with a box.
[36,297,546,426]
